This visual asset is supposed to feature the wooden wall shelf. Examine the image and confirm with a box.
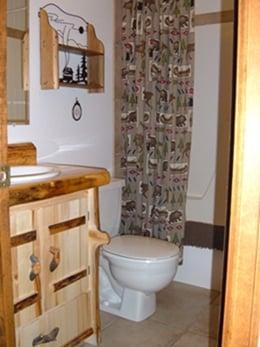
[39,8,104,92]
[59,81,103,90]
[58,44,103,57]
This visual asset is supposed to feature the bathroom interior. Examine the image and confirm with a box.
[3,0,237,346]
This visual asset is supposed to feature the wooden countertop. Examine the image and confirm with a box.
[9,164,110,207]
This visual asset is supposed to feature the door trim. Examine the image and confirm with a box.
[0,0,16,345]
[222,0,260,345]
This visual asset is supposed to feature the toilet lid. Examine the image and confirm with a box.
[103,235,179,260]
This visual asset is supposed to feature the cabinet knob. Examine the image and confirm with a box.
[32,327,59,346]
[29,255,41,281]
[49,247,60,272]
[29,254,41,281]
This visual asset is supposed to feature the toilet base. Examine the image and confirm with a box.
[100,288,156,322]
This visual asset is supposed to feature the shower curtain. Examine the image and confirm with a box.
[119,0,195,256]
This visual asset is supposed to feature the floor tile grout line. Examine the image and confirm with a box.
[168,332,218,347]
[101,317,119,332]
[151,300,220,346]
[98,284,221,347]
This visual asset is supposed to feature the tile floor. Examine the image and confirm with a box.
[84,282,221,347]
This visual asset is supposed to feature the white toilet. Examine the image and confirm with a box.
[99,178,180,322]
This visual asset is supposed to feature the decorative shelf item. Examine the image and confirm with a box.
[39,4,104,92]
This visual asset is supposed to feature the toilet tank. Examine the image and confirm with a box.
[99,178,125,236]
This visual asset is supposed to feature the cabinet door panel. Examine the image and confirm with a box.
[10,209,34,237]
[16,293,92,347]
[37,193,90,310]
[12,242,36,301]
[10,209,41,327]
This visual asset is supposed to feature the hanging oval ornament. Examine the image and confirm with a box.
[72,98,82,121]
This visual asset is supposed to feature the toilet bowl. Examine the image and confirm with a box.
[99,179,180,322]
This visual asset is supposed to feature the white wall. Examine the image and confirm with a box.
[8,0,115,174]
[187,21,234,224]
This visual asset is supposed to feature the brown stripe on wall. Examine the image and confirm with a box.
[184,221,225,250]
[195,10,234,26]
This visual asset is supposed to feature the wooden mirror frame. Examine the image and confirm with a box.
[7,0,29,124]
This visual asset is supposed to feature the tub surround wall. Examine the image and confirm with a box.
[175,0,234,290]
[175,247,224,290]
[186,17,234,226]
[8,0,115,174]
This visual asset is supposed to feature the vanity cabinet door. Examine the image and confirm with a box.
[10,208,42,328]
[11,190,102,346]
[36,192,90,310]
[16,293,93,347]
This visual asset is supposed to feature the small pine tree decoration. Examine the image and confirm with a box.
[76,65,81,82]
[80,55,88,84]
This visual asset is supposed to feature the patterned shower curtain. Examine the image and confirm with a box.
[119,0,195,255]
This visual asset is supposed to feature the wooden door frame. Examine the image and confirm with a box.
[222,0,260,345]
[0,0,16,346]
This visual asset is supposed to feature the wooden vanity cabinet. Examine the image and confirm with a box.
[10,189,108,347]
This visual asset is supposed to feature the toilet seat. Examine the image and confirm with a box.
[103,235,179,261]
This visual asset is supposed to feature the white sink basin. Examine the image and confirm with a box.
[11,165,60,185]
